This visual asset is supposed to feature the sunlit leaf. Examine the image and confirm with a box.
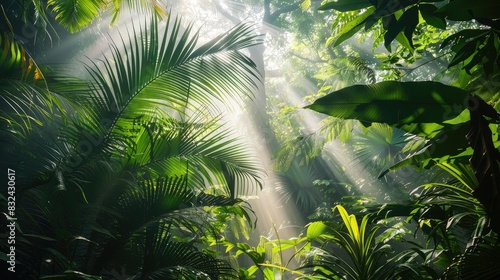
[318,0,372,12]
[306,221,328,241]
[305,81,469,126]
[47,0,101,33]
[329,7,375,47]
[419,4,446,29]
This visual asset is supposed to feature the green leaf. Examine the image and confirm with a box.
[47,0,101,33]
[394,31,414,52]
[401,109,469,137]
[403,7,419,49]
[330,7,376,47]
[441,29,489,49]
[305,81,469,126]
[401,122,445,138]
[334,205,360,242]
[435,0,500,21]
[383,7,419,51]
[0,31,44,82]
[448,39,482,69]
[365,0,415,29]
[329,24,363,47]
[318,0,372,12]
[306,221,328,241]
[262,267,275,279]
[419,4,446,29]
[379,122,471,176]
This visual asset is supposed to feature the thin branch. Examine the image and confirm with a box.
[306,32,325,60]
[265,0,301,23]
[400,51,452,79]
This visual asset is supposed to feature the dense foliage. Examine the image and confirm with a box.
[2,0,500,279]
[1,3,264,278]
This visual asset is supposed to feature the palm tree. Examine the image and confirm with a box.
[1,15,264,279]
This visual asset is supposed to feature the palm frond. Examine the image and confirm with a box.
[445,237,500,280]
[352,123,408,171]
[71,16,263,194]
[84,15,260,124]
[346,56,376,84]
[117,176,194,232]
[92,176,228,274]
[133,223,238,279]
[123,112,264,196]
[276,164,322,212]
[109,0,168,25]
[47,0,101,33]
[0,29,44,83]
[273,134,324,172]
[320,117,354,143]
[111,174,245,238]
[0,77,90,186]
[2,13,264,279]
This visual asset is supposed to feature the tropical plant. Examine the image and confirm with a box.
[304,75,500,278]
[368,162,500,279]
[276,163,323,213]
[301,1,500,278]
[305,77,500,230]
[211,224,312,280]
[1,14,265,278]
[350,123,408,172]
[3,0,168,34]
[300,205,397,280]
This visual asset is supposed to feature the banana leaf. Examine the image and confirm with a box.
[305,81,469,127]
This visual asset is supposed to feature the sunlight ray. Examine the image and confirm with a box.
[5,1,497,278]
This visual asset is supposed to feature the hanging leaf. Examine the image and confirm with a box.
[318,0,372,12]
[441,29,489,50]
[379,122,471,177]
[403,6,419,49]
[328,7,376,47]
[435,0,500,21]
[306,221,329,241]
[305,81,469,126]
[466,95,500,233]
[384,7,419,51]
[0,31,44,83]
[47,0,101,33]
[419,4,446,29]
[365,0,415,29]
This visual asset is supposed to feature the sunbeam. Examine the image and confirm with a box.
[4,1,498,279]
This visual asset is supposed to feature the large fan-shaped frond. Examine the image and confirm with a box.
[125,112,264,196]
[84,15,260,124]
[133,223,238,279]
